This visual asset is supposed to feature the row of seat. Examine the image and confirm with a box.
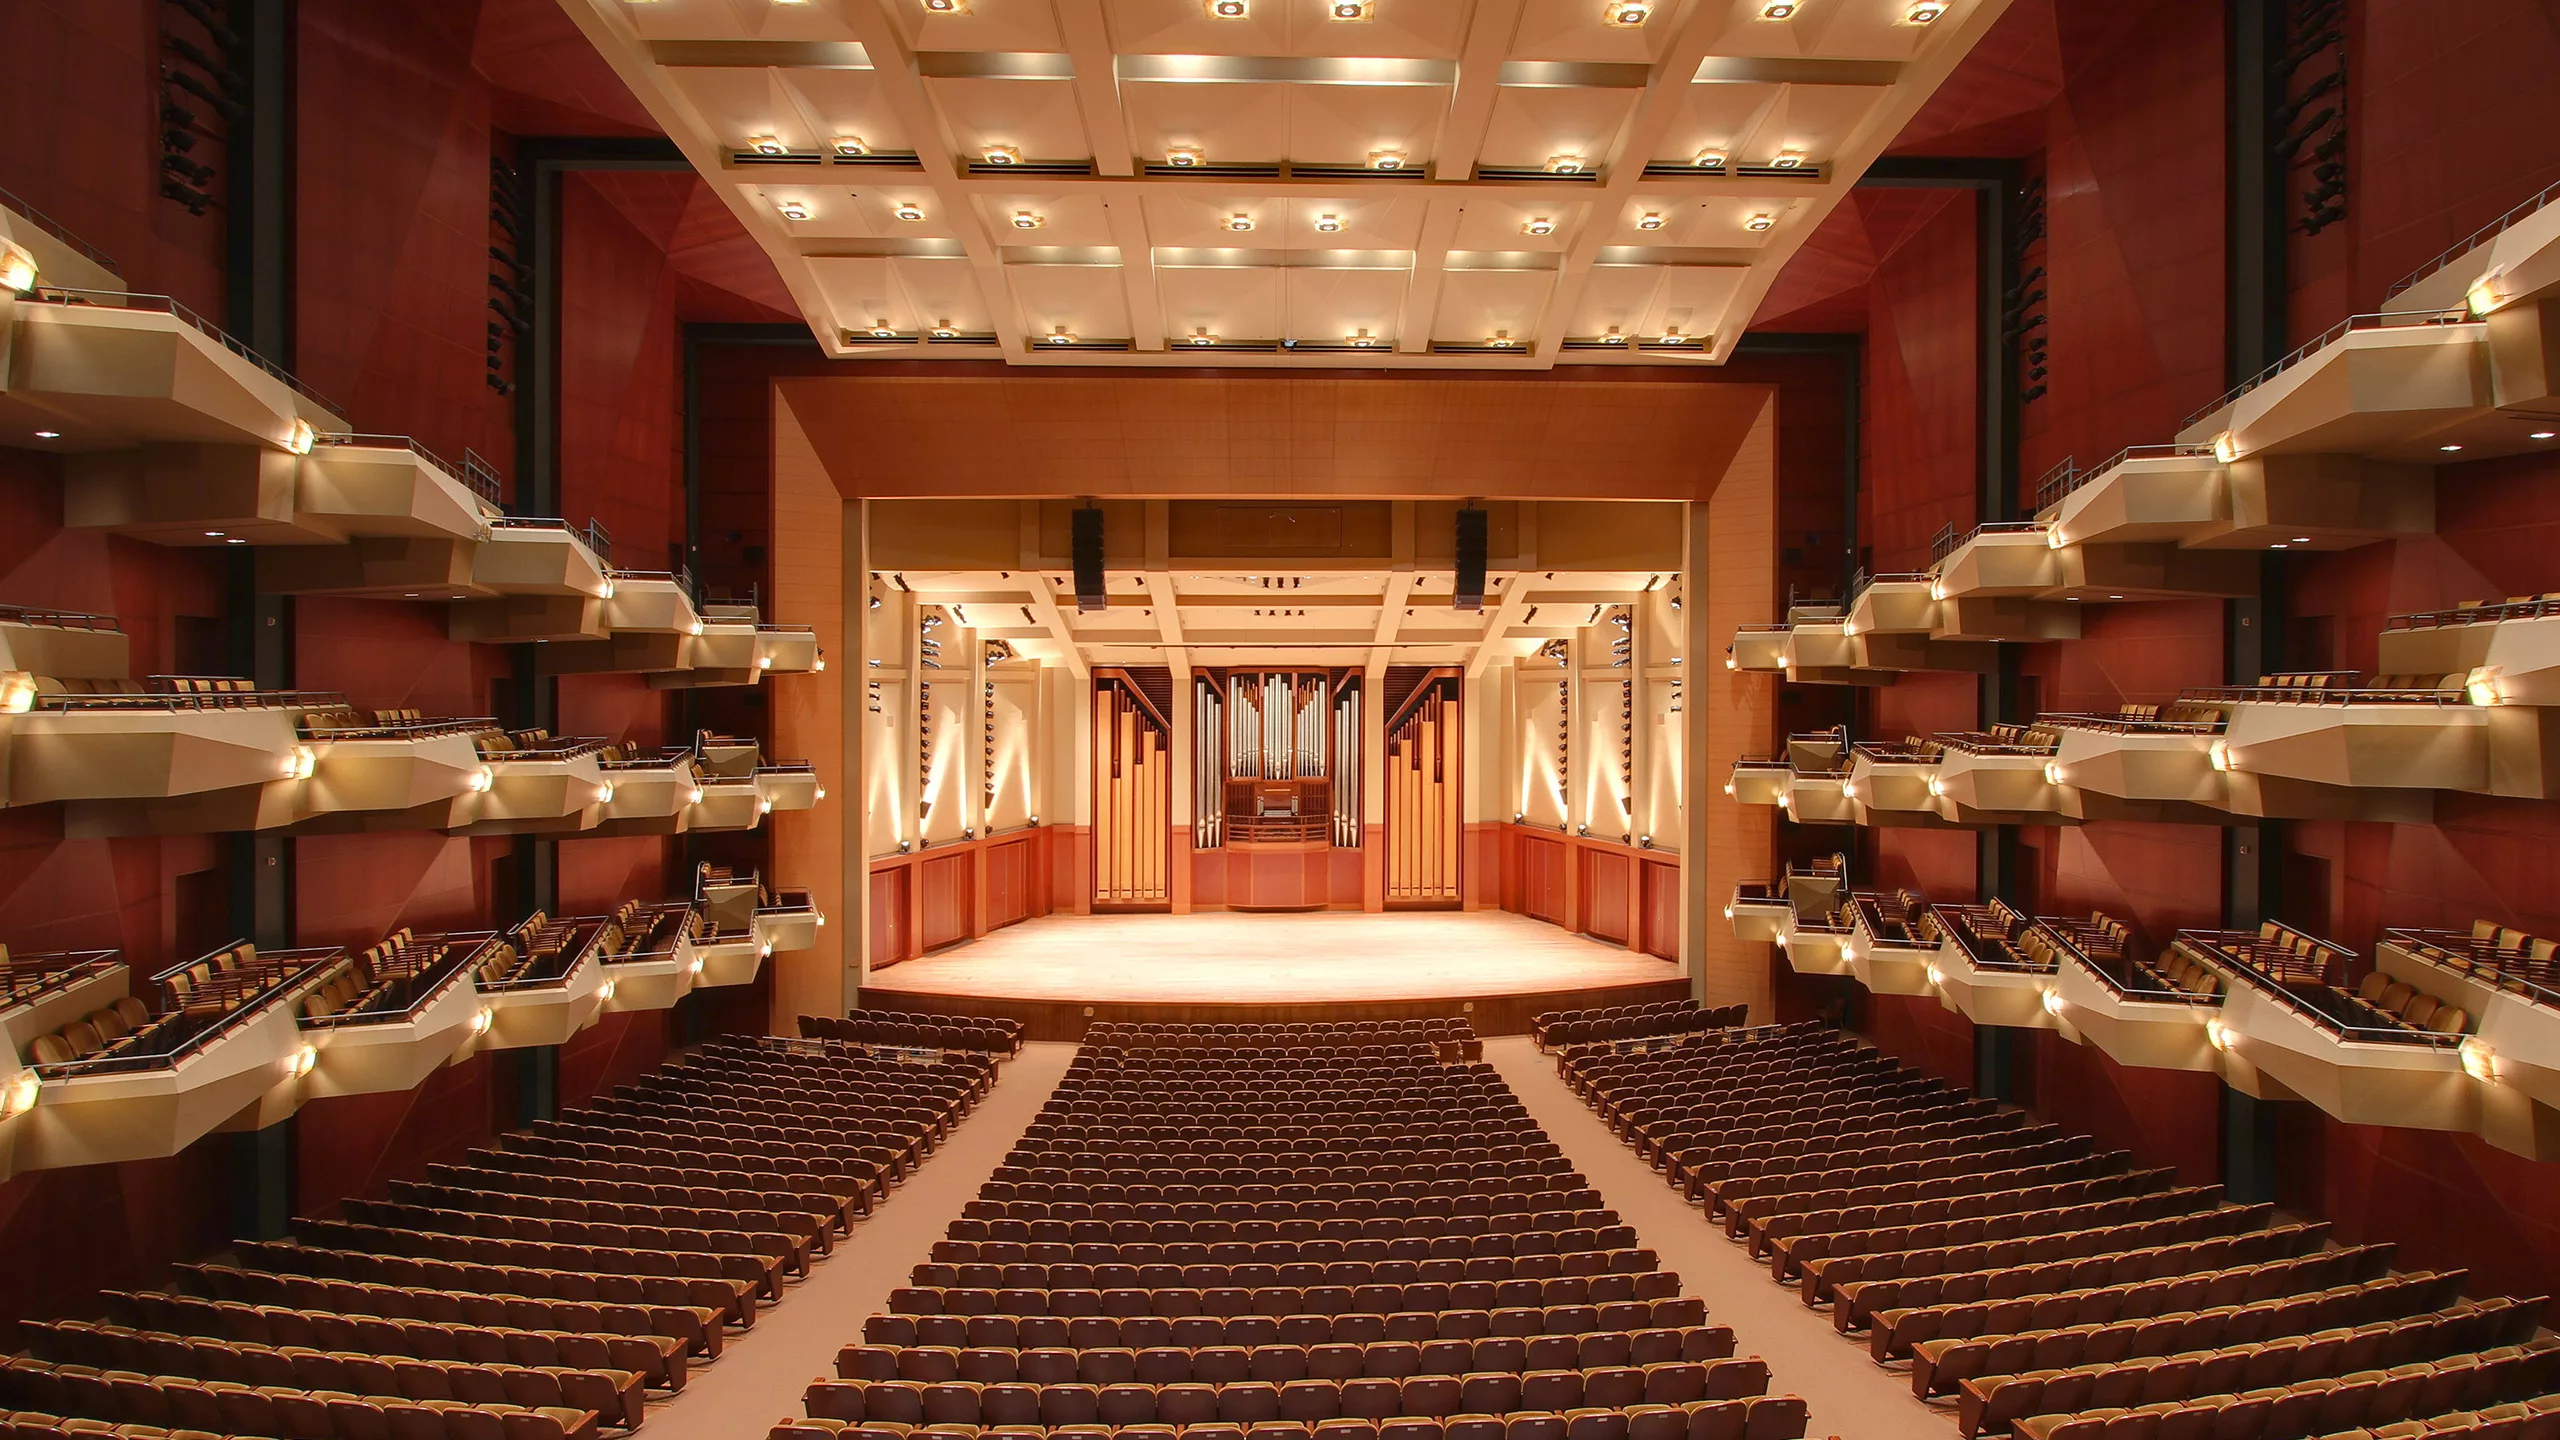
[1553,1025,2560,1440]
[777,1022,1803,1440]
[803,1012,1026,1056]
[835,1329,1739,1384]
[7,1038,997,1440]
[1529,1005,1746,1054]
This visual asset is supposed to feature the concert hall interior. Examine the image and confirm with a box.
[7,2,2560,1440]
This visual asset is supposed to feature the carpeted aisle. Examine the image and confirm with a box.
[1485,1036,1945,1440]
[638,1040,1075,1440]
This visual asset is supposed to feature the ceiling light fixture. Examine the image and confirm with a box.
[748,135,786,156]
[1523,216,1556,236]
[1315,213,1342,232]
[1601,326,1626,344]
[1744,212,1776,232]
[1769,150,1807,169]
[1186,328,1216,346]
[1012,210,1043,229]
[1758,0,1798,15]
[2441,444,2465,453]
[1635,212,1665,230]
[775,198,811,220]
[2535,431,2557,441]
[1210,0,1248,16]
[1487,330,1516,348]
[1547,155,1585,174]
[921,0,966,12]
[931,324,957,338]
[1166,146,1204,168]
[1904,0,1946,20]
[1331,0,1370,17]
[1227,213,1255,232]
[1046,326,1077,345]
[894,201,925,221]
[1694,148,1726,168]
[1347,328,1378,347]
[33,430,60,440]
[1369,150,1407,170]
[833,136,869,157]
[1605,0,1651,22]
[982,145,1020,166]
[867,323,897,338]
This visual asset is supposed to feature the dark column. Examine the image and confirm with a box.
[1974,1024,2019,1102]
[514,1046,560,1126]
[2221,1087,2281,1204]
[230,1115,295,1242]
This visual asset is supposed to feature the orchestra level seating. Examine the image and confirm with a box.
[0,1037,998,1440]
[774,1020,1810,1440]
[1555,1025,2560,1440]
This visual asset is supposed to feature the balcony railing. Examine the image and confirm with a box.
[20,286,342,418]
[1930,519,2047,565]
[37,678,345,712]
[301,714,501,742]
[2384,179,2560,301]
[2184,308,2474,430]
[2177,676,2467,706]
[36,945,342,1078]
[2033,444,2219,514]
[314,434,506,510]
[2384,597,2560,630]
[0,606,123,634]
[0,184,119,272]
[0,949,121,1010]
[2383,926,2560,1013]
[298,934,499,1028]
[2181,926,2462,1048]
[2056,928,2212,1005]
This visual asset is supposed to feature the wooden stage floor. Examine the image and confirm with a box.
[858,912,1686,1038]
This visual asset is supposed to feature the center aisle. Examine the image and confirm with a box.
[641,1040,1077,1440]
[1483,1036,1944,1440]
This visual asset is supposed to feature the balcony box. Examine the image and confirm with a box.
[448,742,612,835]
[692,933,766,989]
[2042,449,2227,547]
[6,694,308,806]
[1727,884,1790,943]
[482,949,609,1050]
[0,610,130,682]
[472,522,610,598]
[604,575,702,635]
[300,939,502,1099]
[2,290,342,452]
[1730,627,1788,673]
[756,627,821,675]
[1925,933,2060,1031]
[2051,542,2258,600]
[1777,921,1852,976]
[600,931,700,1015]
[535,630,690,676]
[1846,906,1934,997]
[1729,760,1789,808]
[588,753,706,835]
[2220,696,2489,793]
[646,621,761,689]
[1782,770,1855,825]
[756,891,824,954]
[1845,577,1937,637]
[689,776,767,831]
[2185,313,2490,460]
[755,765,821,814]
[65,443,316,546]
[1933,527,2057,598]
[10,949,342,1171]
[2382,605,2560,710]
[1846,747,1938,819]
[2215,968,2472,1132]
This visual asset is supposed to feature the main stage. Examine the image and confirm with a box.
[857,912,1686,1039]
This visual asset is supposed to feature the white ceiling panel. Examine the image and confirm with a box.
[569,0,2015,365]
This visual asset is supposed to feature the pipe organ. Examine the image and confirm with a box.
[1093,673,1169,905]
[1198,671,1355,846]
[1384,675,1462,904]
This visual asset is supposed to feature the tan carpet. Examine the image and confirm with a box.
[1485,1036,1947,1440]
[635,1042,1075,1440]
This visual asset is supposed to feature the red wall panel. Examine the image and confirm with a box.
[0,1146,233,1329]
[1579,850,1631,945]
[919,855,973,952]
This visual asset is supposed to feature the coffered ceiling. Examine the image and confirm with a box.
[558,0,2010,365]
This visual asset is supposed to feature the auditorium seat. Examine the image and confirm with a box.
[2,1036,992,1438]
[789,1021,1805,1440]
[1553,1024,2560,1440]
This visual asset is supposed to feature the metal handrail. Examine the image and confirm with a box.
[1931,520,2046,565]
[314,434,505,510]
[2385,179,2560,300]
[21,286,342,417]
[2028,455,2078,514]
[303,715,501,742]
[2383,927,2560,1012]
[0,605,123,632]
[41,948,343,1078]
[2185,929,2463,1048]
[1851,741,1941,764]
[40,683,348,713]
[0,184,121,272]
[0,949,122,1008]
[2183,308,2475,430]
[300,933,503,1026]
[2384,597,2560,630]
[1936,728,2061,756]
[2035,444,2220,513]
[2037,711,2226,736]
[2176,680,2468,706]
[2055,928,2214,1006]
[481,735,614,762]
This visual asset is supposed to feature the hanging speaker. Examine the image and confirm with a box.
[1072,507,1107,613]
[1453,507,1488,611]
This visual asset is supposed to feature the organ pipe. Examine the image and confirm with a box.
[1384,678,1461,902]
[1094,677,1170,904]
